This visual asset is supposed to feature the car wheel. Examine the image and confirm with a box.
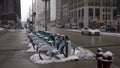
[81,32,84,35]
[96,33,100,36]
[88,32,91,35]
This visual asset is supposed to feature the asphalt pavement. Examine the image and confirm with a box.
[0,29,119,68]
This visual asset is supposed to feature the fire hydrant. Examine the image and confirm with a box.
[96,48,103,68]
[102,51,113,68]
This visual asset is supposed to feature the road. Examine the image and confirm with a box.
[0,28,119,68]
[50,27,120,68]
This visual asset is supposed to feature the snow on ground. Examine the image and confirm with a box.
[0,28,5,31]
[30,53,79,64]
[75,47,95,60]
[30,46,95,64]
[101,32,120,37]
[67,29,81,32]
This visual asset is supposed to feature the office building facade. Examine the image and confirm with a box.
[56,0,117,28]
[68,0,117,28]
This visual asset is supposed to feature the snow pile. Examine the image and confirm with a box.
[102,32,120,37]
[0,28,5,31]
[26,43,36,52]
[67,29,81,32]
[75,47,95,60]
[30,47,95,64]
[30,53,79,64]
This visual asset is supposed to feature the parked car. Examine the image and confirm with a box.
[71,23,79,29]
[81,28,100,36]
[105,25,116,32]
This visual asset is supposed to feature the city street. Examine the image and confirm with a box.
[50,27,120,68]
[1,0,120,68]
[0,28,119,68]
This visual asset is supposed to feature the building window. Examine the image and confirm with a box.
[89,8,93,20]
[82,2,84,6]
[113,9,117,20]
[105,8,107,12]
[78,10,81,17]
[108,9,110,12]
[98,2,100,6]
[82,9,84,19]
[88,2,91,6]
[108,14,110,20]
[103,14,107,20]
[103,15,104,20]
[103,2,106,6]
[89,2,94,6]
[103,9,105,12]
[91,2,93,6]
[74,11,77,23]
[95,8,100,20]
[113,2,116,7]
[0,0,4,10]
[95,2,97,6]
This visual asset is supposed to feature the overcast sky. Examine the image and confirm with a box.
[21,0,56,22]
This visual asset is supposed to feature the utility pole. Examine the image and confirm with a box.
[45,0,47,31]
[32,0,36,31]
[48,0,51,31]
[32,0,33,24]
[42,0,50,31]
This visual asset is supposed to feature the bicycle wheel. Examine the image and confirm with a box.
[38,50,53,60]
[62,44,75,58]
[71,43,75,55]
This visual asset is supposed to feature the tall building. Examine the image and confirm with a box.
[68,0,117,28]
[0,0,21,28]
[56,0,118,28]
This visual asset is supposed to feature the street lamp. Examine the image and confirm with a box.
[42,0,50,31]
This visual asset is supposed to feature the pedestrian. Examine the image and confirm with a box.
[96,48,103,68]
[102,51,113,68]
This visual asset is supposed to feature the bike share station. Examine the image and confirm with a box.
[25,29,95,64]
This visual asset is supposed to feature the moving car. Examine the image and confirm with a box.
[81,28,100,36]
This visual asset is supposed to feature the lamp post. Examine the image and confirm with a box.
[42,0,50,31]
